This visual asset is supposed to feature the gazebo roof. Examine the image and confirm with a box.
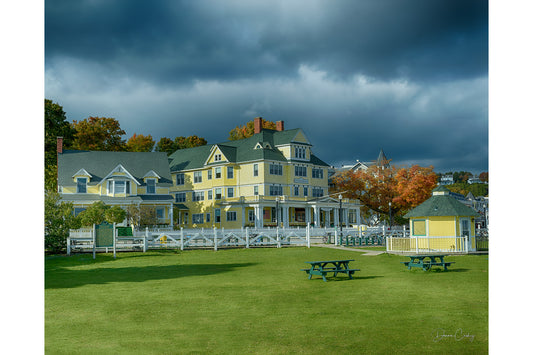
[404,186,480,218]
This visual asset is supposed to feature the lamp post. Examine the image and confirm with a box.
[276,196,280,228]
[388,201,392,229]
[339,194,343,237]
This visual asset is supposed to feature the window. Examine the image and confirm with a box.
[294,186,299,196]
[146,179,156,194]
[227,166,234,179]
[208,190,213,200]
[192,214,204,224]
[215,209,221,223]
[214,154,222,162]
[114,181,130,194]
[215,167,221,178]
[412,220,426,236]
[194,171,202,183]
[192,191,204,201]
[176,173,184,185]
[77,178,87,193]
[312,168,324,179]
[74,207,86,216]
[248,210,255,222]
[207,170,212,180]
[303,186,308,197]
[254,185,259,196]
[206,213,211,223]
[227,187,234,198]
[156,207,165,219]
[175,192,186,202]
[312,187,324,197]
[270,164,283,176]
[295,146,306,159]
[226,211,237,221]
[295,166,307,177]
[253,164,259,177]
[269,185,283,196]
[215,188,222,200]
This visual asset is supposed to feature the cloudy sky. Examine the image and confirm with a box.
[45,0,488,174]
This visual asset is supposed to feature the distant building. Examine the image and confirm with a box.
[439,174,454,185]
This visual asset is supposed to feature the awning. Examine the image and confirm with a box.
[173,203,189,210]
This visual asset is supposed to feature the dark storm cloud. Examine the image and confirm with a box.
[46,0,487,84]
[45,0,488,174]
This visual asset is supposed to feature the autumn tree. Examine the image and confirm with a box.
[479,172,488,183]
[228,118,277,140]
[332,163,438,225]
[125,133,155,152]
[71,116,126,151]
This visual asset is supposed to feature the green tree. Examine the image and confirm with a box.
[155,137,176,155]
[45,99,76,166]
[228,118,277,140]
[105,206,127,224]
[78,201,108,226]
[155,135,208,155]
[71,116,126,151]
[125,133,155,152]
[45,190,80,253]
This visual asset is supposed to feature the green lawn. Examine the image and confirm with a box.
[45,248,488,354]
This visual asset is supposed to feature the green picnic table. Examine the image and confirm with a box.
[402,254,455,271]
[301,259,360,282]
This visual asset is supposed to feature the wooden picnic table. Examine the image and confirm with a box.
[301,259,360,282]
[402,254,454,271]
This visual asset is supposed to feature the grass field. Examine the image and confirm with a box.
[45,247,488,354]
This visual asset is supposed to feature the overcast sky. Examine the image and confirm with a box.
[45,0,488,174]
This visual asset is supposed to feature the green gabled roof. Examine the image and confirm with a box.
[404,193,480,218]
[169,128,329,171]
[58,150,173,187]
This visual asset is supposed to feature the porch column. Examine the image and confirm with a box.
[313,205,320,227]
[255,205,263,228]
[305,207,311,224]
[334,208,339,227]
[169,204,174,227]
[241,206,246,228]
[356,207,361,226]
[283,205,289,227]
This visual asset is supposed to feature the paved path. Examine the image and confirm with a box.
[314,243,385,256]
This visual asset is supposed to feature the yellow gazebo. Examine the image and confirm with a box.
[403,185,480,252]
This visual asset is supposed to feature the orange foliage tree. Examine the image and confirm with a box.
[331,162,438,224]
[228,118,277,140]
[125,133,155,152]
[71,116,126,151]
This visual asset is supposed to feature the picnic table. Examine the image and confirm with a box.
[402,254,454,271]
[301,259,360,282]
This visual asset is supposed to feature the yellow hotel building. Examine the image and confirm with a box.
[57,118,361,229]
[169,118,361,229]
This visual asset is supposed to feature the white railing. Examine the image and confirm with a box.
[68,224,413,255]
[386,235,477,253]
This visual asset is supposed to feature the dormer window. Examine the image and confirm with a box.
[77,177,87,193]
[214,154,222,162]
[114,181,130,194]
[295,146,306,159]
[146,179,156,194]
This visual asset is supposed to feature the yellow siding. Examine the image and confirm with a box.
[428,216,456,237]
[293,131,309,144]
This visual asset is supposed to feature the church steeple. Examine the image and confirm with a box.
[376,149,389,168]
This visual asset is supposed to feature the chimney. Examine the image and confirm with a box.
[254,117,263,134]
[57,137,63,154]
[276,120,284,131]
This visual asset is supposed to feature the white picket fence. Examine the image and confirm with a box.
[67,224,411,256]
